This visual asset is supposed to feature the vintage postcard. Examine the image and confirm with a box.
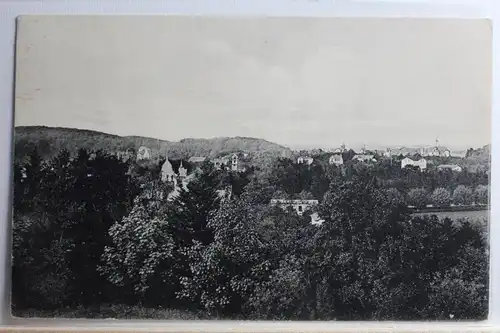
[11,16,491,320]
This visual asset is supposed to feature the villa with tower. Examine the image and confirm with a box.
[161,156,194,200]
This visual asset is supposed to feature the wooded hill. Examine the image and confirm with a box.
[14,126,294,162]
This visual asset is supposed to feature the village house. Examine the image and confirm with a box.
[270,199,319,216]
[401,157,427,170]
[437,164,463,172]
[329,154,344,165]
[353,154,376,163]
[331,143,347,154]
[216,186,233,201]
[310,212,325,226]
[211,153,239,171]
[160,156,194,200]
[136,146,152,161]
[188,156,207,164]
[297,156,314,165]
[420,140,451,157]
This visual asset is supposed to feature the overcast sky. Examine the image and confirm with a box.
[15,16,492,150]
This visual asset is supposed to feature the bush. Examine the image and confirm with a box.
[430,187,452,207]
[453,185,474,205]
[474,185,489,205]
[407,188,429,209]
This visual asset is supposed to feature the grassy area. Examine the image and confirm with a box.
[413,209,488,221]
[12,304,205,320]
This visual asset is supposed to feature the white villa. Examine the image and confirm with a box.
[136,146,152,161]
[161,157,194,200]
[401,157,427,170]
[353,154,376,163]
[270,199,319,216]
[297,156,314,165]
[212,153,239,171]
[188,156,207,163]
[329,154,344,165]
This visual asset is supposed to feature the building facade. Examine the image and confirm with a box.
[270,199,319,216]
[137,146,152,161]
[401,157,427,170]
[329,154,344,165]
[297,156,314,165]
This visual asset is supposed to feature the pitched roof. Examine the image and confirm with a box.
[161,159,175,174]
[188,156,206,163]
[330,154,343,161]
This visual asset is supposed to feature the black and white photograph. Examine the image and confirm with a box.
[11,16,491,320]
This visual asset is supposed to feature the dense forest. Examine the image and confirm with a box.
[14,126,294,162]
[11,141,489,320]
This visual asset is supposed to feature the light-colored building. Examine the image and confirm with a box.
[230,153,238,171]
[329,154,344,165]
[137,146,152,161]
[161,157,177,184]
[401,157,427,170]
[188,156,207,163]
[161,157,190,194]
[211,153,239,171]
[437,164,463,172]
[216,186,233,201]
[331,143,347,154]
[353,154,376,163]
[310,212,325,226]
[297,156,314,165]
[420,146,451,157]
[419,139,451,157]
[270,199,319,216]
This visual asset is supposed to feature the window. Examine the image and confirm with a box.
[298,205,303,212]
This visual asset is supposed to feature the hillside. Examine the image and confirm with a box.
[13,126,294,162]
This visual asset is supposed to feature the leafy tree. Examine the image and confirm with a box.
[474,185,489,205]
[453,185,474,205]
[178,198,264,317]
[311,175,410,319]
[168,161,222,246]
[100,197,176,305]
[407,188,429,209]
[430,187,452,207]
[247,255,309,320]
[12,212,73,308]
[425,267,487,320]
[385,188,405,206]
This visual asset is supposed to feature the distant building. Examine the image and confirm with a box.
[161,157,177,185]
[437,164,463,172]
[270,199,319,216]
[230,153,238,171]
[353,154,376,163]
[310,212,325,226]
[329,154,344,165]
[330,143,348,154]
[137,146,152,161]
[188,156,207,163]
[178,161,188,178]
[216,186,233,201]
[401,157,427,170]
[419,139,451,157]
[161,156,193,200]
[297,156,314,165]
[211,153,239,171]
[211,158,225,170]
[420,146,451,157]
